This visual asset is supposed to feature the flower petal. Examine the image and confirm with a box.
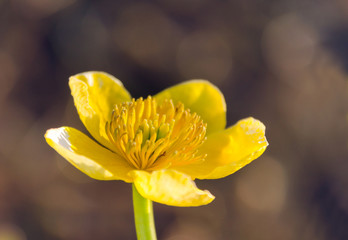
[130,169,215,207]
[69,71,131,151]
[175,117,268,179]
[154,80,226,134]
[45,127,134,182]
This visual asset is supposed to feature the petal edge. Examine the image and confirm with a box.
[130,170,215,207]
[69,71,131,151]
[174,117,268,179]
[203,117,268,179]
[154,80,226,134]
[45,127,134,182]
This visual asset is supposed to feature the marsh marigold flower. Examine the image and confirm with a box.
[45,72,268,207]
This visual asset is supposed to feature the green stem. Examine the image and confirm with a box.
[132,184,157,240]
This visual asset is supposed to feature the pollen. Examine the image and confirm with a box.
[105,96,207,171]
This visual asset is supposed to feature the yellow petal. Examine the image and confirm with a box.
[175,117,268,179]
[69,71,131,151]
[154,80,226,134]
[130,170,215,207]
[45,127,134,182]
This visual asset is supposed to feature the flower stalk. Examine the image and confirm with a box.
[132,184,157,240]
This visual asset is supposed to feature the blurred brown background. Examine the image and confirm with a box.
[1,0,348,239]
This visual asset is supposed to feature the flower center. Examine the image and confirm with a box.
[105,96,207,171]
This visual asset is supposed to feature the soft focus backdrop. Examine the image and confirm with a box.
[1,0,348,239]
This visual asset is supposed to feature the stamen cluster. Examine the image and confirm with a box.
[105,96,207,170]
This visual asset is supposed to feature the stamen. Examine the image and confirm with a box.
[105,96,207,170]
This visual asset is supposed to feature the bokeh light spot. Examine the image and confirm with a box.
[235,157,287,213]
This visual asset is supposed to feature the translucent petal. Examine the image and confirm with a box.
[69,71,131,151]
[154,80,226,134]
[45,127,134,182]
[130,169,215,206]
[175,117,268,179]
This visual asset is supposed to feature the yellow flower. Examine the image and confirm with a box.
[45,72,268,207]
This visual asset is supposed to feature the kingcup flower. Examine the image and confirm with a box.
[45,72,268,207]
